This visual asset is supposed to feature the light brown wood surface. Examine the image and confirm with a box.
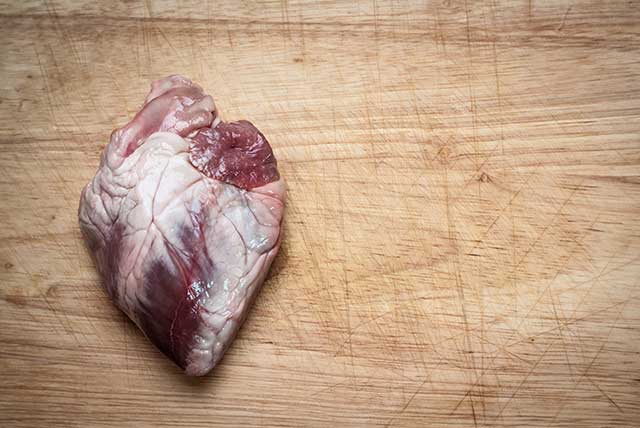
[1,1,639,426]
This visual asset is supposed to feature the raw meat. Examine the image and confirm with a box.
[78,75,285,376]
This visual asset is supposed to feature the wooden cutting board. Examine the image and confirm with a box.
[1,1,639,426]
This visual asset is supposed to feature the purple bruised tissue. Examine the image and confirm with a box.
[78,75,285,375]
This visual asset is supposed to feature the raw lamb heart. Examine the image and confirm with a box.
[78,75,285,375]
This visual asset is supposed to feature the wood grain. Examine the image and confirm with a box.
[1,1,639,426]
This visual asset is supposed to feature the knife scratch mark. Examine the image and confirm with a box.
[557,5,572,32]
[384,377,428,427]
